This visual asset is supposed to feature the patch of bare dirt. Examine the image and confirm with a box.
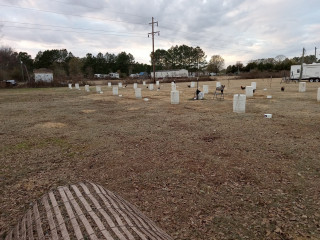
[35,122,67,128]
[81,109,96,113]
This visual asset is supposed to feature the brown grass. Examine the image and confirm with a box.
[1,78,320,240]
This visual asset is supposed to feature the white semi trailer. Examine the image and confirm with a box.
[290,63,320,82]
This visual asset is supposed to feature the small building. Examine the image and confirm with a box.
[34,68,53,82]
[155,69,188,78]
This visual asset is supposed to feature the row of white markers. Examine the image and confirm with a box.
[68,81,320,111]
[234,82,320,115]
[68,81,161,100]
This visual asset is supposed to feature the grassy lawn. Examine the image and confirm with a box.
[1,78,320,239]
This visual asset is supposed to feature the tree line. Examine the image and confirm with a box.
[1,44,319,82]
[153,45,207,71]
[225,55,318,74]
[0,47,150,81]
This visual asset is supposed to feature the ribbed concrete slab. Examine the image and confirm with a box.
[4,182,172,240]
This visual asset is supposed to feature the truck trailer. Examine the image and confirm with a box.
[290,63,320,82]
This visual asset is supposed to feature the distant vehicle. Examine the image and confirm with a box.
[130,73,139,78]
[290,63,320,82]
[4,80,17,86]
[94,74,109,79]
[109,73,120,79]
[209,72,216,76]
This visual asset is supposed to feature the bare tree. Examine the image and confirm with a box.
[275,55,286,63]
[207,55,225,74]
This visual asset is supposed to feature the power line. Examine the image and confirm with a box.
[3,25,148,38]
[49,0,151,20]
[155,37,256,54]
[0,4,148,27]
[1,20,146,37]
[1,20,266,55]
[0,3,293,55]
[2,25,295,63]
[0,2,271,46]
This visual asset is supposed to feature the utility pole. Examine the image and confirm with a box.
[299,47,305,82]
[24,64,30,82]
[315,47,317,62]
[236,61,241,75]
[148,17,159,83]
[20,60,25,82]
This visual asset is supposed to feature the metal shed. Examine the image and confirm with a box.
[33,68,53,82]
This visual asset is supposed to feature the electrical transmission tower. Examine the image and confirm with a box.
[148,17,159,83]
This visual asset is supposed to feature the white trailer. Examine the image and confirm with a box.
[155,69,188,78]
[290,63,320,82]
[109,73,120,79]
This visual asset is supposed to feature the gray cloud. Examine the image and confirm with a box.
[1,0,320,66]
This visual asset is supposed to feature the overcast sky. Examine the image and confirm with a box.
[1,0,320,67]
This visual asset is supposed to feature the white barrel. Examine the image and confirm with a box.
[203,85,209,94]
[198,92,204,100]
[96,86,101,93]
[149,84,154,90]
[108,82,112,87]
[75,83,80,90]
[267,95,272,99]
[264,114,272,118]
[171,82,175,86]
[233,94,246,113]
[171,90,179,104]
[171,84,176,91]
[133,83,137,89]
[156,80,160,85]
[216,82,221,88]
[68,83,72,89]
[245,86,253,97]
[85,85,90,92]
[143,81,146,85]
[118,82,122,88]
[113,86,118,95]
[251,82,257,90]
[135,88,142,99]
[299,82,306,92]
[190,82,195,88]
[317,88,320,102]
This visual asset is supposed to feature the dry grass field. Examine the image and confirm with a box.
[1,78,320,239]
